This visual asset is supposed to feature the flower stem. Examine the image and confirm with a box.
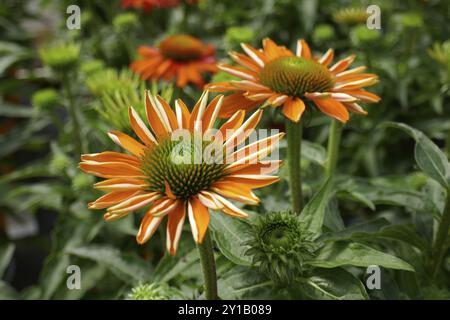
[285,119,303,214]
[432,189,450,278]
[197,230,219,300]
[325,119,343,177]
[62,73,85,156]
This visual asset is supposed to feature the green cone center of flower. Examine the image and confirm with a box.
[259,56,333,97]
[261,222,297,250]
[159,35,205,61]
[141,137,226,200]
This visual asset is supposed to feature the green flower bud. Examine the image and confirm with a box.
[80,59,105,76]
[428,41,450,67]
[72,173,94,192]
[400,12,423,29]
[86,68,146,132]
[245,211,317,285]
[39,42,80,71]
[126,283,182,300]
[225,26,255,49]
[50,153,71,174]
[333,7,369,26]
[32,89,59,111]
[350,25,381,47]
[312,24,335,43]
[113,13,139,34]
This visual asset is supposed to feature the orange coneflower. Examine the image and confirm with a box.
[130,35,217,88]
[79,91,283,255]
[206,38,380,123]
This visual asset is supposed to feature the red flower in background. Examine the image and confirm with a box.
[121,0,199,11]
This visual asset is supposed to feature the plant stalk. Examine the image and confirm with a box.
[62,73,85,156]
[325,119,343,177]
[432,189,450,278]
[197,230,219,300]
[286,119,303,214]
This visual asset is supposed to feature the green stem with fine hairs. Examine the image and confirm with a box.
[286,119,303,215]
[325,119,343,177]
[197,230,219,300]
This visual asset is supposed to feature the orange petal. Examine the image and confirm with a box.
[81,152,140,166]
[188,196,210,243]
[88,190,142,209]
[174,99,191,129]
[189,90,209,131]
[217,109,245,139]
[313,98,349,123]
[229,51,261,72]
[202,95,224,132]
[211,182,259,205]
[227,132,284,164]
[79,161,144,179]
[149,198,179,217]
[318,49,334,66]
[227,160,283,175]
[198,191,223,210]
[218,64,257,81]
[341,89,381,103]
[218,93,261,118]
[282,98,306,122]
[107,131,146,157]
[240,43,268,67]
[329,54,356,74]
[94,178,148,191]
[155,96,178,130]
[224,109,263,151]
[214,194,248,218]
[166,201,186,256]
[128,107,157,146]
[296,39,312,59]
[136,211,164,244]
[107,192,160,215]
[145,91,171,139]
[222,175,280,189]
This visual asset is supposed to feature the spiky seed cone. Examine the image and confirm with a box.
[259,57,333,97]
[245,211,317,285]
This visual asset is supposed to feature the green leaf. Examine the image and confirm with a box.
[218,266,281,299]
[0,118,50,159]
[321,219,429,252]
[309,242,415,271]
[384,122,450,189]
[67,245,152,284]
[209,212,253,266]
[337,177,439,216]
[0,162,54,184]
[297,268,368,300]
[0,281,20,300]
[320,218,390,242]
[0,243,15,277]
[302,140,326,166]
[299,177,334,236]
[153,249,199,283]
[0,102,36,117]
